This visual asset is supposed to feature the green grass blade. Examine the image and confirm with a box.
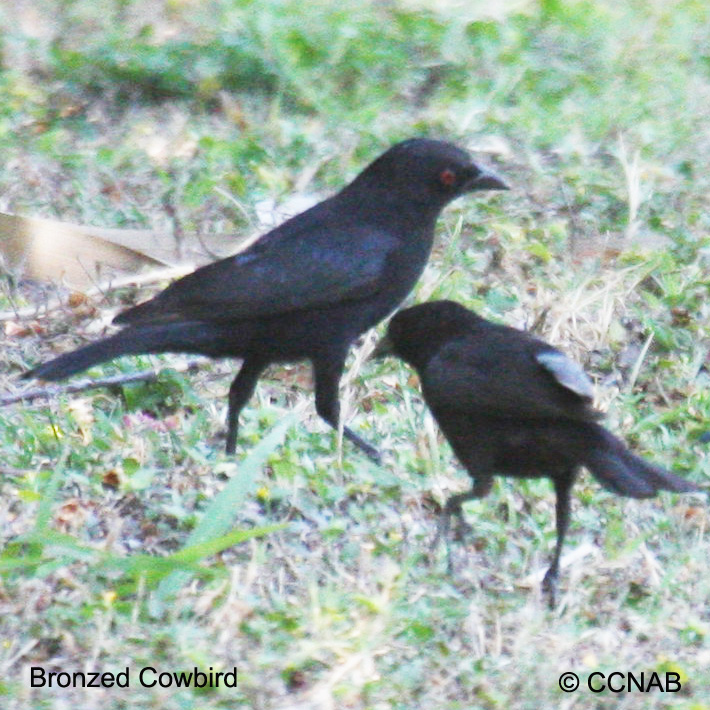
[154,413,297,603]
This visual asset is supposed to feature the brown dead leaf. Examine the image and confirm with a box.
[54,499,97,534]
[102,470,121,490]
[5,320,36,338]
[66,291,89,308]
[0,210,253,290]
[0,212,166,287]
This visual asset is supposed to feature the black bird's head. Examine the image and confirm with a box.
[347,138,508,212]
[374,300,481,371]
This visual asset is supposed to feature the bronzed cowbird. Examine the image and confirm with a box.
[24,140,507,460]
[374,300,702,604]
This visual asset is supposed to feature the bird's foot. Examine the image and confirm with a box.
[342,426,382,464]
[431,504,472,574]
[451,510,473,541]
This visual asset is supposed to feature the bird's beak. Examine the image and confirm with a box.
[370,334,395,360]
[466,166,509,192]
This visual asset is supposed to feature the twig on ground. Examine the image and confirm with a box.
[1,359,207,406]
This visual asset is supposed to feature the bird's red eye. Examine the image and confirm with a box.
[439,168,456,187]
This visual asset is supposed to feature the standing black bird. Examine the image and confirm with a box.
[374,300,701,603]
[23,140,507,460]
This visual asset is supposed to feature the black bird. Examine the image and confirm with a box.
[374,300,701,603]
[23,140,507,460]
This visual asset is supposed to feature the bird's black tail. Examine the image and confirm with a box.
[23,322,241,382]
[581,422,702,498]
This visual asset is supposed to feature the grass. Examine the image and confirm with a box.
[2,0,710,707]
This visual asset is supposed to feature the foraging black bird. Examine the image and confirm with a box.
[374,300,701,603]
[23,140,507,460]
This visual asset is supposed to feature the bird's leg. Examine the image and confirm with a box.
[542,473,574,609]
[313,356,382,464]
[225,359,267,455]
[434,477,493,573]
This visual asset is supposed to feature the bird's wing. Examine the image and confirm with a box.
[534,351,595,399]
[422,335,595,420]
[116,215,398,325]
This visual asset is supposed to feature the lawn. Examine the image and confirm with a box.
[1,1,710,708]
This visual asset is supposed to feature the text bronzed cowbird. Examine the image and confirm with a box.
[24,140,507,460]
[375,300,701,604]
